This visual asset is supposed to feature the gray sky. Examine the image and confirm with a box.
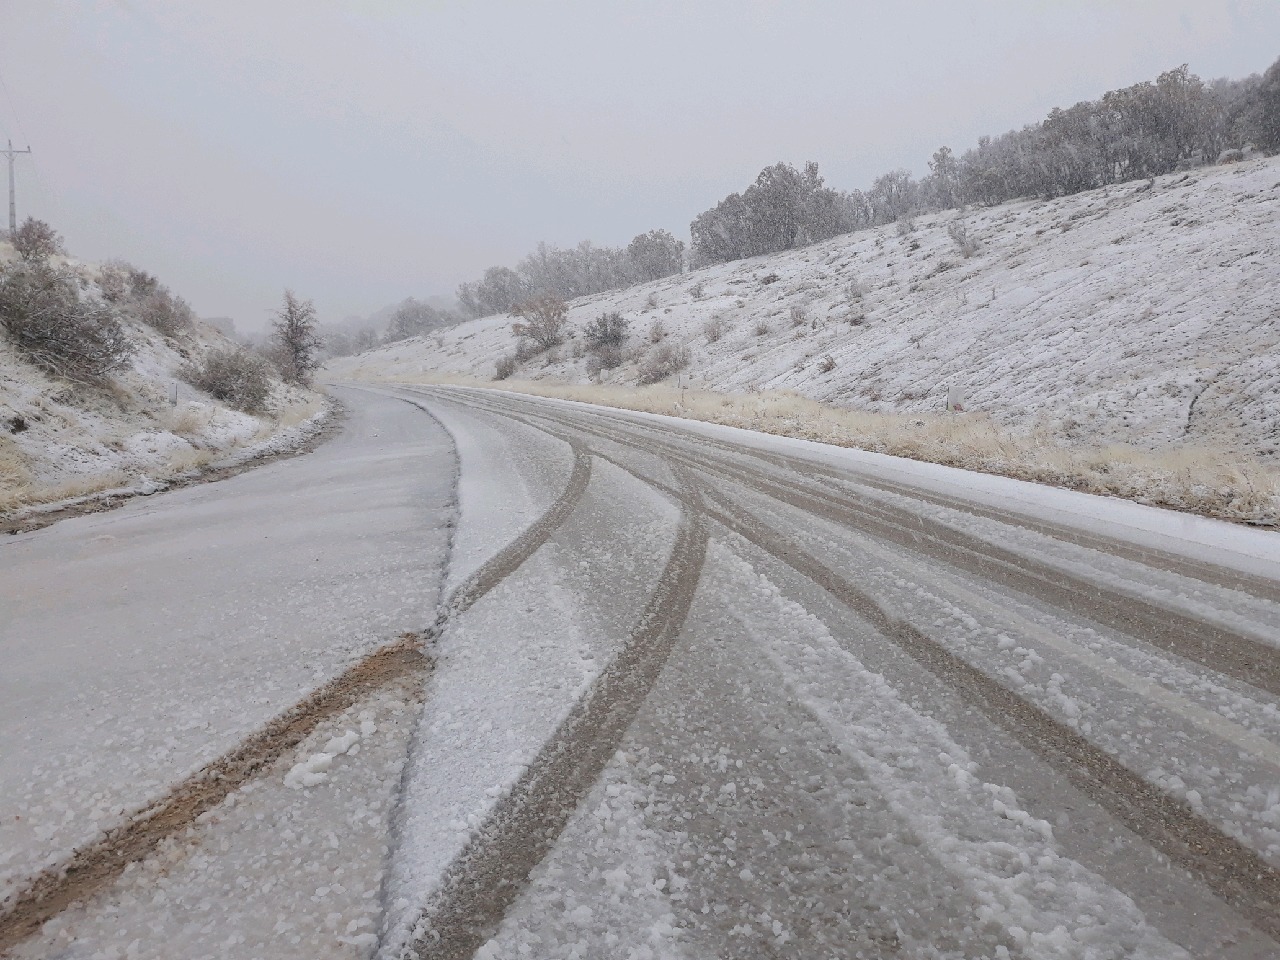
[2,1,1277,330]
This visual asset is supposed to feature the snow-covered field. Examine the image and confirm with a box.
[0,243,326,517]
[331,155,1280,523]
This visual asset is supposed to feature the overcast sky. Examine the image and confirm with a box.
[2,1,1277,330]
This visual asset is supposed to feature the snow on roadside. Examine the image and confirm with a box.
[471,388,1280,577]
[3,401,333,524]
[0,248,328,516]
[333,156,1280,462]
[331,155,1280,523]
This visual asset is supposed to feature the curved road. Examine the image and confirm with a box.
[2,384,1279,960]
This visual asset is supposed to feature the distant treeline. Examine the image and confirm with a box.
[689,61,1279,267]
[455,230,685,319]
[452,56,1279,317]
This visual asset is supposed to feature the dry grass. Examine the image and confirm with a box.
[1,469,133,515]
[348,370,1280,526]
[0,436,34,513]
[165,448,216,474]
[275,394,325,429]
[163,402,211,437]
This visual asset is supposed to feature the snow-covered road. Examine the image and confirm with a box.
[4,383,1279,959]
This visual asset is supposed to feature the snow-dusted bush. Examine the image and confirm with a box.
[583,311,629,352]
[136,286,195,338]
[0,261,134,382]
[181,347,274,413]
[511,295,568,353]
[947,220,981,258]
[10,218,64,263]
[647,319,668,343]
[97,260,130,303]
[638,342,690,384]
[97,259,194,338]
[702,316,727,342]
[494,354,518,380]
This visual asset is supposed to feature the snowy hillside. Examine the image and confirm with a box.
[332,155,1280,465]
[0,245,326,517]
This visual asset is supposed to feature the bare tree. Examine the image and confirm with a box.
[271,290,323,385]
[10,218,64,263]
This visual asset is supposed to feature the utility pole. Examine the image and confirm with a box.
[3,139,32,238]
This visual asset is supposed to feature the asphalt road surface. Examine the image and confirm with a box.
[3,383,1279,960]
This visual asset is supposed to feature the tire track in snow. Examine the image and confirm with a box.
[0,635,430,956]
[425,388,1280,944]
[394,386,1280,945]
[444,444,592,618]
[470,390,1280,697]
[0,391,592,957]
[395,475,707,960]
[699,454,1280,695]
[698,487,1280,945]
[433,384,1280,603]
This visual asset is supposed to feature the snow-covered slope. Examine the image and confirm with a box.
[0,246,324,514]
[332,155,1280,464]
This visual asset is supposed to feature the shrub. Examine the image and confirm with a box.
[638,342,690,384]
[181,347,273,413]
[494,354,517,380]
[702,316,727,342]
[583,311,629,352]
[137,286,195,337]
[753,319,771,337]
[0,262,134,381]
[10,218,64,263]
[647,319,668,343]
[596,344,624,370]
[689,280,705,299]
[126,266,159,299]
[790,305,807,326]
[947,220,981,258]
[97,260,130,303]
[645,292,659,309]
[511,295,568,353]
[818,354,837,373]
[586,348,624,379]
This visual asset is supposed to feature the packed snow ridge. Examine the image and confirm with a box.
[333,155,1280,466]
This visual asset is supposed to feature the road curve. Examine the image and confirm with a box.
[378,384,1280,960]
[4,382,1279,960]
